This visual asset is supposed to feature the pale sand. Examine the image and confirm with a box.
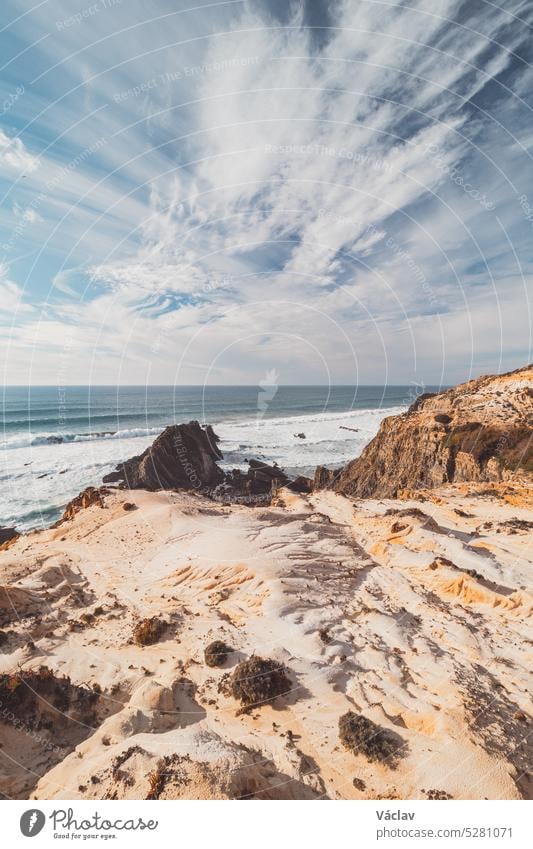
[0,484,531,800]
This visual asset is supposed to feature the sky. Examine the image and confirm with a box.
[0,0,532,387]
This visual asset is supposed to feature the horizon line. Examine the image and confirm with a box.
[2,383,447,389]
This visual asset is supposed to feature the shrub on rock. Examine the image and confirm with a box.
[204,640,233,668]
[230,656,291,708]
[339,711,401,764]
[133,617,165,646]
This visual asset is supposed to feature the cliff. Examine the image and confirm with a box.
[331,365,533,498]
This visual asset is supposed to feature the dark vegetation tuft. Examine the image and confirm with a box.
[338,711,403,766]
[133,616,166,646]
[204,640,234,668]
[230,656,291,708]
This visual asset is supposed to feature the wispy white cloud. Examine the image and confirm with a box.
[1,0,532,384]
[0,262,33,315]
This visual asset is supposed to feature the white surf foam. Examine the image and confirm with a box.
[1,405,404,530]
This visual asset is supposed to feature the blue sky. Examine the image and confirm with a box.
[0,0,532,386]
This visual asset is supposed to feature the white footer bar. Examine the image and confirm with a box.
[3,799,529,848]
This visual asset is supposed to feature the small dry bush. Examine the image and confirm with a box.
[146,765,166,800]
[339,711,401,765]
[204,640,233,668]
[230,656,291,708]
[133,616,165,646]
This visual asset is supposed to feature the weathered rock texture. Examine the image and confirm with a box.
[333,365,532,498]
[103,422,224,491]
[215,459,288,504]
[313,466,340,491]
[61,486,110,521]
[102,421,291,504]
[0,527,19,550]
[1,483,531,800]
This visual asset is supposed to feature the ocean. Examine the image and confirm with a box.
[1,384,436,531]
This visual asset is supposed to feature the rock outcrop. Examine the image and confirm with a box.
[332,365,533,498]
[0,527,19,549]
[214,459,288,504]
[101,421,293,504]
[61,486,110,521]
[103,422,224,491]
[313,465,341,491]
[286,475,313,493]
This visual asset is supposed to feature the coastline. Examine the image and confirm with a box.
[1,367,531,801]
[1,397,406,531]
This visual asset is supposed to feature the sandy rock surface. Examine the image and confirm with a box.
[0,483,530,800]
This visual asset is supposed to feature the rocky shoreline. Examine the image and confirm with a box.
[0,366,531,800]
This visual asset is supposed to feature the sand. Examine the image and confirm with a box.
[0,483,531,800]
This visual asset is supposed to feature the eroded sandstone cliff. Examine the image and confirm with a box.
[331,365,532,498]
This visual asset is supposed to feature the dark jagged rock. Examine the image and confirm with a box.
[247,459,288,487]
[213,459,289,505]
[103,421,224,491]
[286,475,313,493]
[313,465,341,490]
[0,527,19,549]
[329,365,533,499]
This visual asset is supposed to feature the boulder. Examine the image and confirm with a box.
[286,475,313,493]
[0,527,19,548]
[61,487,110,522]
[214,459,289,505]
[247,459,288,489]
[103,421,224,491]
